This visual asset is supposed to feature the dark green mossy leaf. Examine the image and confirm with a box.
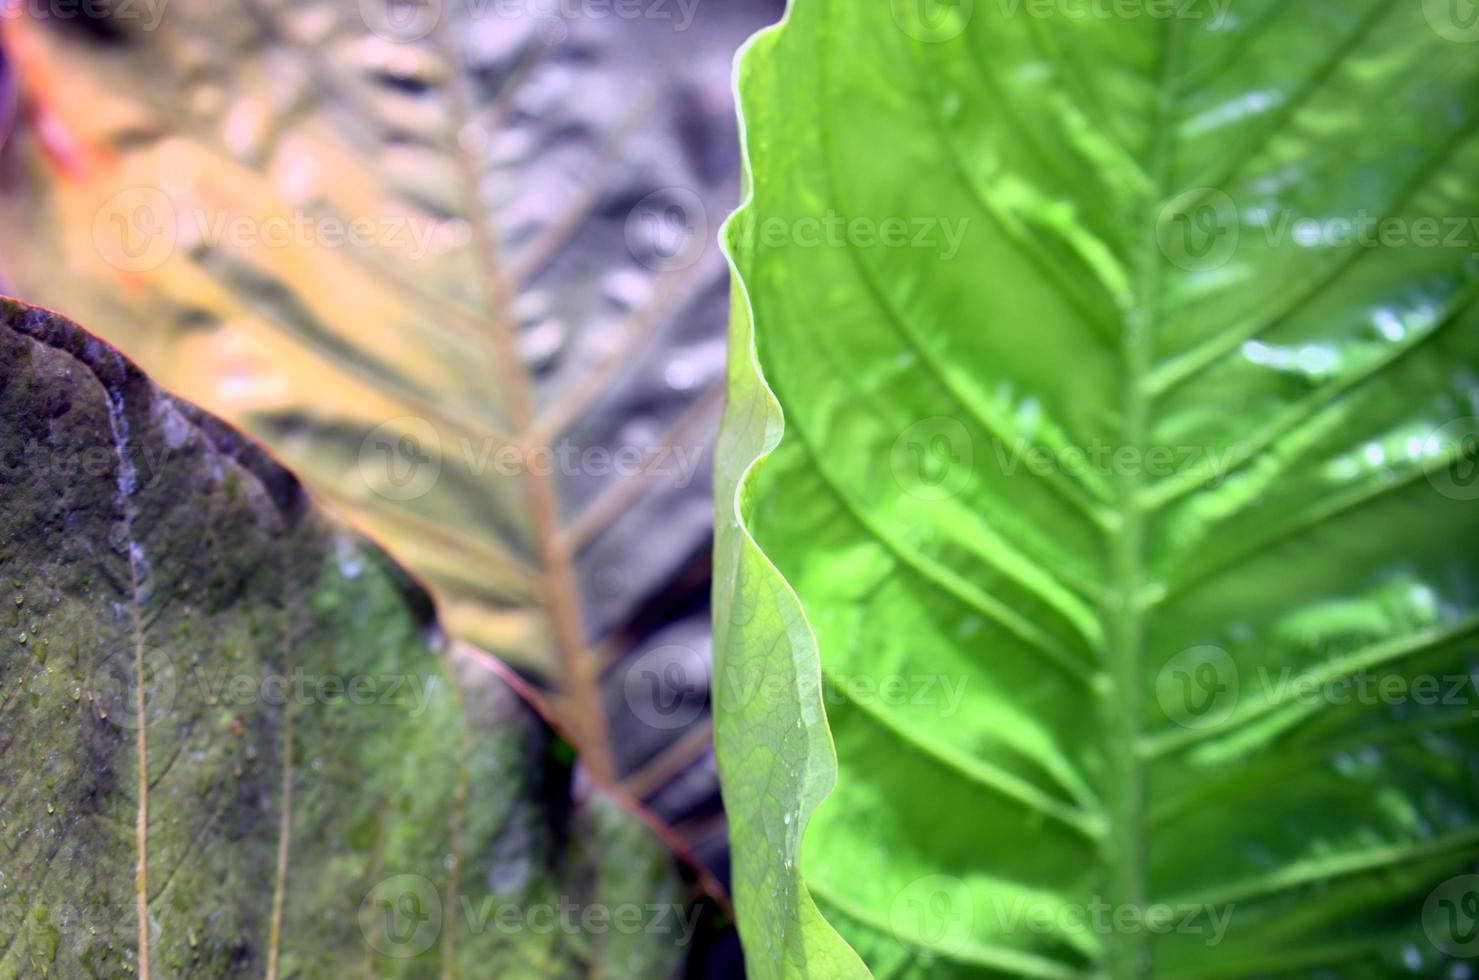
[0,298,685,979]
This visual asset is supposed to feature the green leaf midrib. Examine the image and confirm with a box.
[1101,17,1187,980]
[808,7,1187,975]
[722,4,1479,978]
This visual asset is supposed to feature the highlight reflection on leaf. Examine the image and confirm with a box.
[716,1,1479,976]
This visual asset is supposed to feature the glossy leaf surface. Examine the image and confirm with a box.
[716,1,1479,976]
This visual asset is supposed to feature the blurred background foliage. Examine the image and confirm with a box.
[0,0,781,906]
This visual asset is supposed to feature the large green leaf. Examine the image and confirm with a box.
[0,297,688,978]
[716,1,1479,976]
[0,0,774,803]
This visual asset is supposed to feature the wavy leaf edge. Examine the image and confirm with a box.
[713,4,870,976]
